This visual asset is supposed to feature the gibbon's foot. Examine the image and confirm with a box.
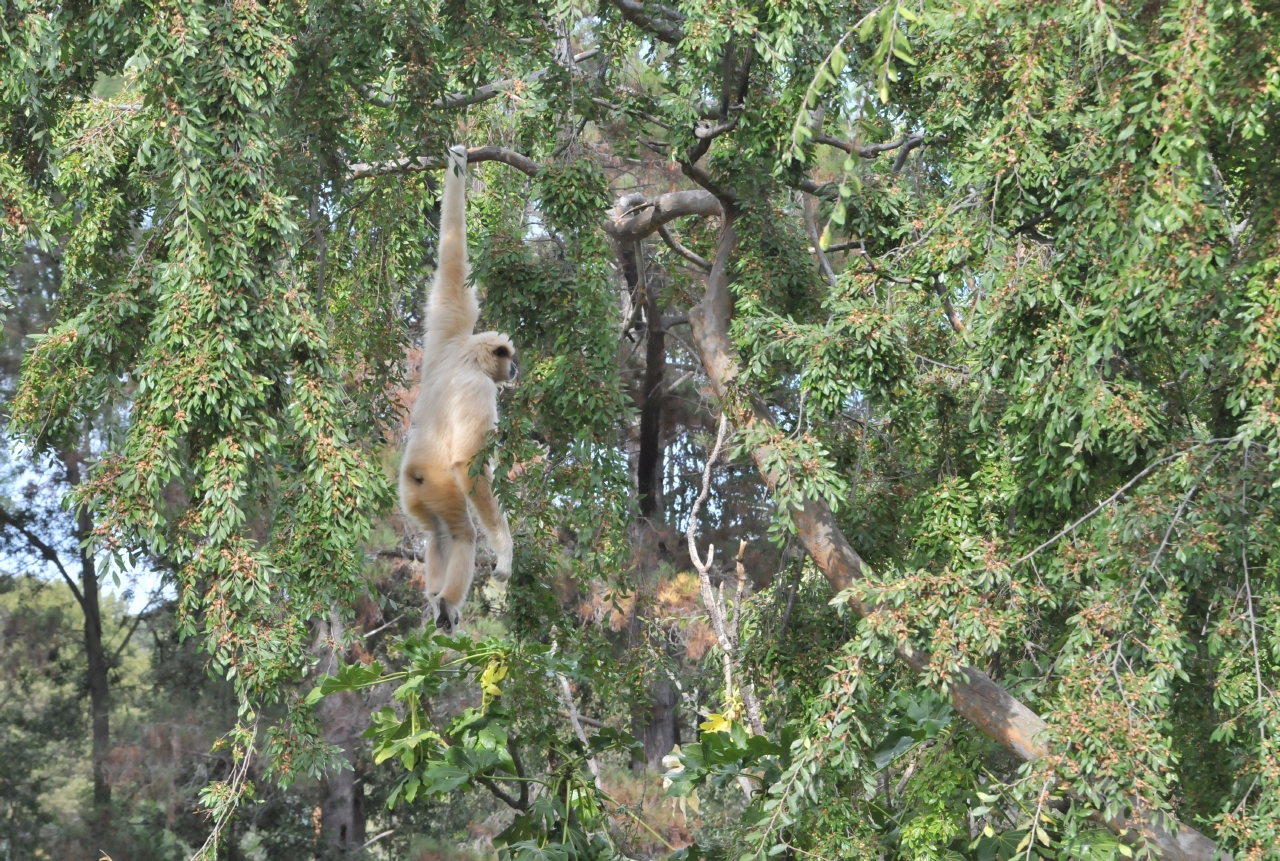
[493,559,513,582]
[435,599,461,634]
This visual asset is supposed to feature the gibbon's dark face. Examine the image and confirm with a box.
[473,332,518,384]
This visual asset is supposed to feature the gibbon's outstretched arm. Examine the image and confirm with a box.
[425,146,480,350]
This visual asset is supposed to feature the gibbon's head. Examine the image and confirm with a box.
[471,331,518,384]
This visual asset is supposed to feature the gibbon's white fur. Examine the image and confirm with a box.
[400,146,516,633]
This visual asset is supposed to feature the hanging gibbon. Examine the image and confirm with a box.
[400,146,516,633]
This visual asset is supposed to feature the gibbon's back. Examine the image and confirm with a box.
[424,146,480,355]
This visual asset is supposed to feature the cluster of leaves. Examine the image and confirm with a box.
[313,630,649,861]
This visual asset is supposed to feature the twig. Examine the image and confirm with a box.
[1012,439,1232,568]
[189,714,260,861]
[359,829,396,850]
[550,636,600,782]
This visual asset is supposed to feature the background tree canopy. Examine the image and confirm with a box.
[1,0,1278,859]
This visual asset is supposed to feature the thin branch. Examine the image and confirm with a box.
[109,607,151,667]
[1012,439,1232,568]
[562,712,606,728]
[376,547,425,562]
[932,274,966,336]
[477,775,527,810]
[0,507,85,607]
[359,829,396,850]
[359,50,601,110]
[802,195,838,289]
[347,145,542,182]
[807,239,864,255]
[591,97,674,130]
[814,132,935,165]
[657,223,711,271]
[1149,451,1223,572]
[549,637,600,782]
[362,614,403,640]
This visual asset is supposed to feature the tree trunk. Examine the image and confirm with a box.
[319,713,365,856]
[314,611,368,856]
[637,245,666,518]
[633,674,678,768]
[66,455,111,808]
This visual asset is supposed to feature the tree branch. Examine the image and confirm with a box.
[463,145,542,177]
[684,215,1220,861]
[657,223,711,271]
[591,97,674,130]
[347,146,542,182]
[477,775,527,810]
[604,190,723,242]
[605,0,685,44]
[814,132,937,169]
[358,50,601,110]
[795,176,840,201]
[932,274,966,336]
[0,507,85,607]
[802,195,838,289]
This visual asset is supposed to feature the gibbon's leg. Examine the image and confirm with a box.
[456,463,513,581]
[435,480,477,633]
[424,511,449,600]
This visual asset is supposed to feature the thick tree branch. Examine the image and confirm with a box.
[1014,208,1054,235]
[604,191,723,242]
[463,146,542,177]
[605,0,685,44]
[477,775,526,810]
[794,176,840,201]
